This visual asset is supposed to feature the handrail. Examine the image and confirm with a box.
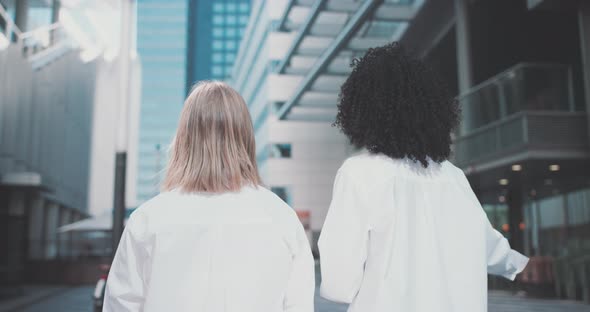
[456,62,570,100]
[456,111,587,142]
[457,62,574,135]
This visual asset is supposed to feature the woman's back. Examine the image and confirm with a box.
[105,186,314,312]
[319,152,528,312]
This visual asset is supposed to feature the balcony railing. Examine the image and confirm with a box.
[458,63,575,135]
[453,63,588,168]
[454,112,589,167]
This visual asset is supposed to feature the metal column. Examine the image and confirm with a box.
[579,1,590,140]
[112,0,135,254]
[51,0,60,23]
[14,0,28,32]
[454,0,473,94]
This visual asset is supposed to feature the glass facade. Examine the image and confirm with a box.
[136,0,250,203]
[211,1,249,80]
[459,63,576,135]
[523,188,590,257]
[186,0,250,91]
[136,0,189,202]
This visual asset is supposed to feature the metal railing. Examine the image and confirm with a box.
[453,111,589,167]
[457,63,575,136]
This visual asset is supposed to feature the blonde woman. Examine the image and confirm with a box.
[104,81,314,312]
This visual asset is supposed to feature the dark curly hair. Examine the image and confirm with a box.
[334,42,460,167]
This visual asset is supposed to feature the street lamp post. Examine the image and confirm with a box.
[112,0,135,255]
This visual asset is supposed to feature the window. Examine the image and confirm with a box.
[225,53,236,63]
[213,28,223,37]
[212,53,223,63]
[239,15,249,25]
[225,66,233,75]
[213,40,223,50]
[213,15,223,25]
[226,28,237,38]
[213,3,224,13]
[226,15,237,25]
[269,143,292,158]
[239,3,249,12]
[226,3,236,12]
[271,187,291,205]
[212,66,223,76]
[225,40,236,50]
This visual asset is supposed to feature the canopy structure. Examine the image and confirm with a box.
[275,0,423,122]
[58,213,118,233]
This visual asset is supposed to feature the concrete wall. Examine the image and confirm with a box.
[231,0,355,248]
[264,120,351,232]
[0,44,97,211]
[87,56,141,215]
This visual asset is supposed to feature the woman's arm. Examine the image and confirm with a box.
[486,221,529,280]
[284,222,315,312]
[318,167,369,304]
[103,214,149,312]
[454,168,529,280]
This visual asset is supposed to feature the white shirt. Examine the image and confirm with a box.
[319,152,529,312]
[104,186,315,312]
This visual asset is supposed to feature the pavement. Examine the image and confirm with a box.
[0,285,589,312]
[0,285,69,312]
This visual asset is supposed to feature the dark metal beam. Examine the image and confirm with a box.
[277,0,383,120]
[277,0,327,74]
[579,1,590,141]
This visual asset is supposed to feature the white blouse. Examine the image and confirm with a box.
[319,152,529,312]
[104,186,315,312]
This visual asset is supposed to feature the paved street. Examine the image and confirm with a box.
[4,287,93,312]
[1,285,589,312]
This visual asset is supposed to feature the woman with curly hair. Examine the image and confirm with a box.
[318,42,528,312]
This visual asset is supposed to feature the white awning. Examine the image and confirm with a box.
[58,213,126,233]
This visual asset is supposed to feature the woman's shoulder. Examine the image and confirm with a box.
[340,151,463,181]
[253,186,301,223]
[124,192,177,229]
[338,151,406,178]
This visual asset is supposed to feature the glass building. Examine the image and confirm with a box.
[136,0,251,203]
[186,0,250,91]
[231,0,590,301]
[136,0,189,202]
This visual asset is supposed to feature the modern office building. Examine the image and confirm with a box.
[233,0,590,298]
[0,0,138,285]
[136,0,189,203]
[136,0,251,203]
[186,0,251,90]
[230,0,421,250]
[400,0,590,297]
[407,0,590,250]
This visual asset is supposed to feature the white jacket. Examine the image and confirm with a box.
[319,152,528,312]
[104,186,315,312]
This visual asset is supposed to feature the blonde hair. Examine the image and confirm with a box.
[162,81,262,193]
